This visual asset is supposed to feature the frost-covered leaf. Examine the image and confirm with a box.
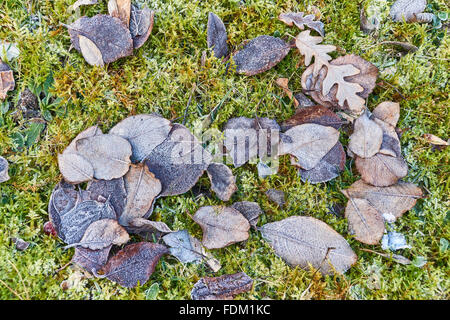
[86,177,127,218]
[72,245,111,273]
[76,134,132,181]
[0,60,15,100]
[231,201,262,229]
[381,232,411,250]
[126,218,173,240]
[372,101,400,127]
[279,12,325,36]
[260,216,357,275]
[65,125,103,155]
[233,35,291,76]
[390,0,427,22]
[129,5,154,49]
[193,206,250,249]
[279,123,340,170]
[0,156,10,183]
[119,163,162,226]
[373,118,402,158]
[101,242,168,288]
[207,12,228,58]
[295,30,335,75]
[163,230,204,264]
[48,181,80,238]
[0,41,20,61]
[78,35,104,66]
[348,112,383,158]
[281,105,343,131]
[57,152,94,184]
[355,153,408,187]
[108,0,131,26]
[68,15,133,64]
[191,272,253,300]
[423,133,449,146]
[72,0,98,10]
[206,163,237,201]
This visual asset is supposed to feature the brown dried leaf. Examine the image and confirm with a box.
[0,156,10,183]
[260,216,357,275]
[126,217,173,240]
[68,15,133,64]
[373,118,402,158]
[231,201,262,229]
[355,153,408,187]
[130,6,155,49]
[423,133,449,146]
[101,242,168,288]
[57,152,94,184]
[207,12,228,59]
[342,179,423,221]
[191,272,253,300]
[192,206,250,249]
[119,163,162,226]
[86,177,127,218]
[78,35,104,66]
[344,198,385,244]
[372,101,400,127]
[295,30,335,75]
[275,78,299,107]
[233,35,291,76]
[206,163,237,201]
[279,123,340,170]
[279,12,325,36]
[163,230,204,264]
[0,61,15,100]
[281,105,344,131]
[72,245,111,273]
[390,0,427,22]
[76,134,132,181]
[348,112,383,158]
[108,0,131,27]
[361,248,412,265]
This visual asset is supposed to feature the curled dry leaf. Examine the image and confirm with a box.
[206,163,237,201]
[275,78,299,107]
[130,5,155,49]
[260,216,357,275]
[348,112,383,159]
[72,245,112,273]
[372,101,400,127]
[0,156,10,183]
[0,60,15,100]
[207,12,228,59]
[101,242,168,288]
[423,134,449,146]
[67,219,129,250]
[390,0,427,22]
[279,123,340,170]
[281,105,343,131]
[57,152,94,184]
[163,230,204,264]
[361,248,411,265]
[72,0,98,10]
[355,153,408,187]
[191,272,253,300]
[86,177,127,218]
[108,0,131,26]
[192,206,250,249]
[145,124,212,196]
[342,179,423,221]
[119,163,162,226]
[231,201,262,229]
[279,12,325,36]
[78,35,104,67]
[68,15,133,64]
[126,217,173,240]
[76,134,132,181]
[233,35,291,76]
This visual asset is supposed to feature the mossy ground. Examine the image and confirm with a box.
[0,0,448,300]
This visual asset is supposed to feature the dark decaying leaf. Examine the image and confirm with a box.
[101,242,168,288]
[68,15,133,64]
[206,163,237,201]
[59,200,117,244]
[0,60,14,100]
[0,156,10,183]
[390,0,427,22]
[11,88,40,121]
[162,230,204,264]
[231,201,262,229]
[372,101,400,127]
[265,189,285,207]
[281,105,344,131]
[86,178,127,218]
[129,6,155,49]
[72,245,112,273]
[233,35,291,76]
[207,12,229,59]
[76,134,132,181]
[259,216,357,275]
[298,142,346,184]
[66,219,129,250]
[342,179,423,221]
[126,217,173,240]
[145,124,212,196]
[119,163,162,226]
[192,206,250,249]
[191,272,253,300]
[278,12,325,36]
[12,237,30,251]
[57,152,94,184]
[279,123,340,170]
[355,153,408,187]
[348,112,383,159]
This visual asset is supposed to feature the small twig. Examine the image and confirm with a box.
[0,279,24,300]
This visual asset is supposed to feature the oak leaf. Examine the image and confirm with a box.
[279,12,325,36]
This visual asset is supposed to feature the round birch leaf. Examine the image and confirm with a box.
[57,152,94,184]
[348,112,383,158]
[86,177,127,218]
[372,101,400,127]
[355,153,408,187]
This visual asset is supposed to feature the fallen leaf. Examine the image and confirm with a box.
[48,181,80,237]
[72,0,98,10]
[72,245,112,273]
[207,12,229,58]
[275,78,299,107]
[57,152,94,184]
[192,206,250,249]
[119,163,162,226]
[86,177,127,218]
[279,123,340,170]
[279,12,325,36]
[206,163,237,201]
[0,156,9,183]
[233,35,291,76]
[423,133,449,146]
[348,112,383,158]
[126,218,173,240]
[129,5,154,49]
[66,219,129,250]
[281,105,344,131]
[373,118,402,158]
[68,15,133,64]
[390,0,427,22]
[342,179,423,221]
[78,35,104,66]
[145,124,212,196]
[231,201,262,229]
[109,0,131,26]
[372,101,400,127]
[76,134,132,181]
[163,230,204,264]
[223,117,257,167]
[295,30,335,75]
[265,189,285,207]
[409,12,435,23]
[101,242,168,288]
[259,216,357,274]
[294,92,315,107]
[0,60,15,100]
[355,153,408,187]
[191,272,253,300]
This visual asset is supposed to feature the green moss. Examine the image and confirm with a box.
[0,0,449,299]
